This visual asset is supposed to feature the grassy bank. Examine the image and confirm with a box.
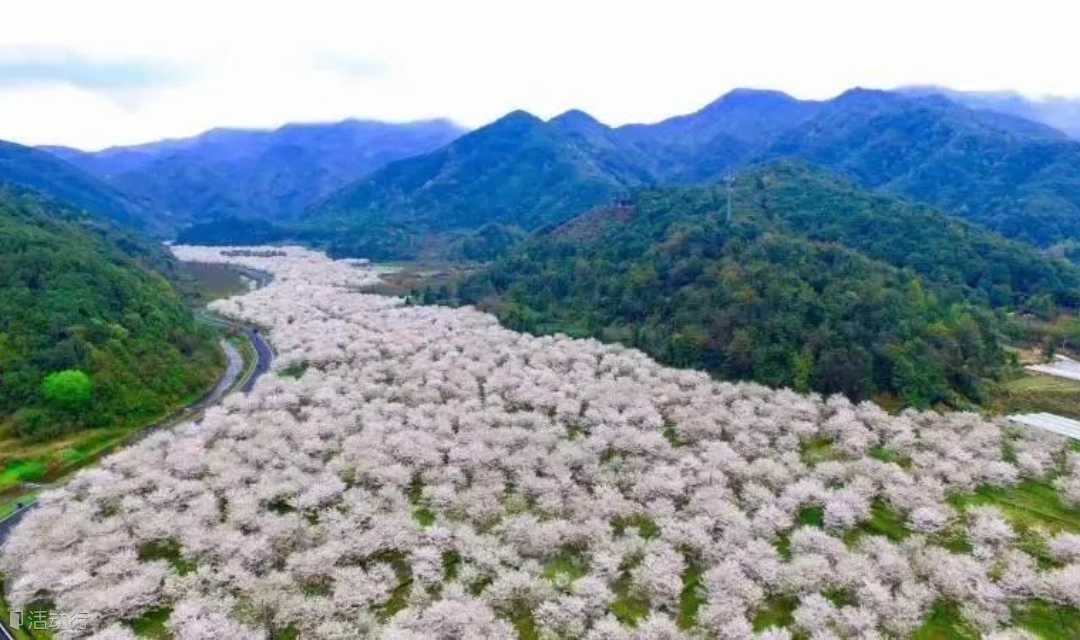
[182,261,253,302]
[0,377,215,514]
[986,371,1080,420]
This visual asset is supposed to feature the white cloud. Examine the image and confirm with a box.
[0,46,186,93]
[1,0,1079,149]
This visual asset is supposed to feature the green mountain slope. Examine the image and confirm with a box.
[303,90,819,258]
[0,188,221,441]
[762,89,1080,246]
[424,165,1080,407]
[0,139,147,229]
[307,111,648,259]
[308,88,1080,259]
[47,119,465,234]
[612,88,822,182]
[900,85,1080,140]
[739,163,1080,308]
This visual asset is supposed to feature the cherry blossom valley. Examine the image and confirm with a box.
[3,246,1080,640]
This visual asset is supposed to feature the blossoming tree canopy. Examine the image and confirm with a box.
[3,245,1079,640]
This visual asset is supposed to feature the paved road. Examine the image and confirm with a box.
[1027,354,1080,382]
[197,316,274,393]
[0,504,32,549]
[242,329,274,393]
[0,270,275,551]
[0,336,261,551]
[204,339,243,406]
[1008,412,1080,441]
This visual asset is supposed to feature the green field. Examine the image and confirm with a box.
[947,480,1080,638]
[986,371,1080,420]
[1012,599,1080,640]
[183,261,252,301]
[0,339,226,524]
[911,601,980,640]
[952,480,1080,535]
[753,595,798,634]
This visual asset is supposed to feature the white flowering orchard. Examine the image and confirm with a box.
[3,246,1079,639]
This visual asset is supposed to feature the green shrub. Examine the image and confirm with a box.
[41,369,92,411]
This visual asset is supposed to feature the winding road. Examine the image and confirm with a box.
[0,504,31,556]
[243,329,274,393]
[0,266,275,552]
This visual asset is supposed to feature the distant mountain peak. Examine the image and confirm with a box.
[711,88,799,105]
[686,89,806,121]
[550,109,602,125]
[475,110,547,138]
[548,109,610,136]
[497,109,544,123]
[833,86,899,104]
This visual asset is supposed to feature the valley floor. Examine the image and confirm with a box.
[2,246,1080,640]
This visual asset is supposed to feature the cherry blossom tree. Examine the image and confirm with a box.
[0,245,1073,639]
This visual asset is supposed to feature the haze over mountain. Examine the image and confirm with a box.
[44,118,466,233]
[304,87,1080,258]
[901,85,1080,140]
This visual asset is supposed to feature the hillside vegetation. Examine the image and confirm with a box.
[305,89,1080,260]
[0,188,221,443]
[45,119,465,234]
[761,90,1080,247]
[0,139,147,229]
[900,86,1080,141]
[308,111,645,259]
[424,165,1080,408]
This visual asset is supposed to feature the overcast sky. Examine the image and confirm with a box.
[2,0,1079,150]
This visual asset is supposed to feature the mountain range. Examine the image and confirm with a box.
[5,85,1080,262]
[299,87,1080,257]
[306,110,647,259]
[43,118,465,233]
[900,85,1080,140]
[0,139,149,228]
[5,85,1080,411]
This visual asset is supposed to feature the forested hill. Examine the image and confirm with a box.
[424,165,1080,408]
[0,187,221,441]
[760,89,1080,247]
[900,85,1080,140]
[308,88,1080,259]
[0,139,148,229]
[45,118,465,234]
[728,163,1080,310]
[306,110,647,259]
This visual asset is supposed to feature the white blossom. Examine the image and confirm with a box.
[0,245,1072,639]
